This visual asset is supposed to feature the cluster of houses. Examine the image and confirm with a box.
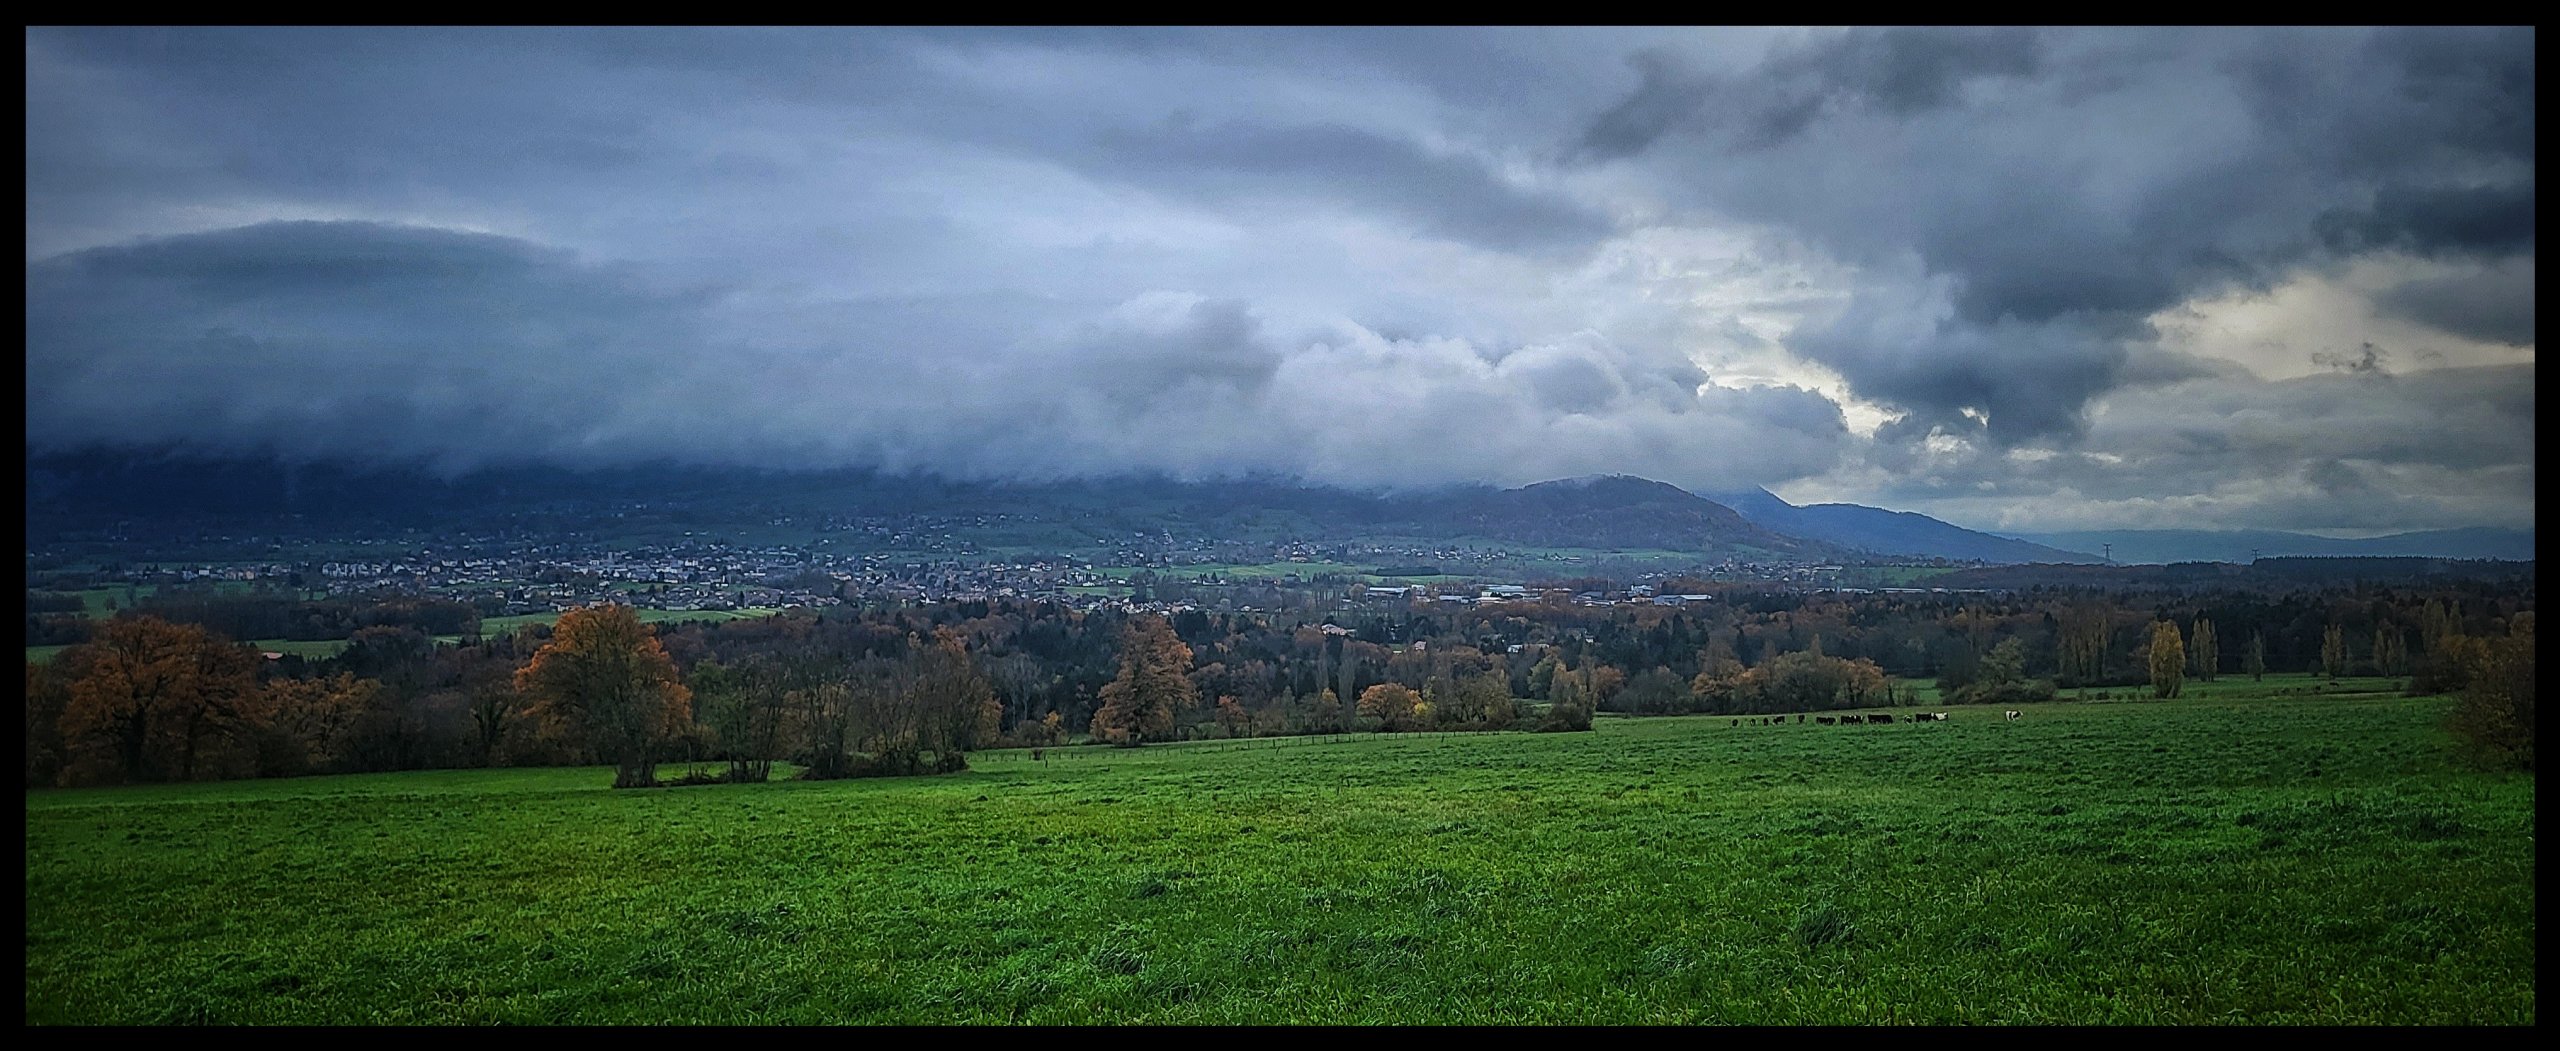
[1358,581,1722,608]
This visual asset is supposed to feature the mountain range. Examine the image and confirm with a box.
[1999,528,2536,565]
[1700,488,2101,564]
[22,451,2534,566]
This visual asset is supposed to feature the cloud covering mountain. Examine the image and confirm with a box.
[24,27,2534,532]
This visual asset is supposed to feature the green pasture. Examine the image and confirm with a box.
[24,687,2536,1024]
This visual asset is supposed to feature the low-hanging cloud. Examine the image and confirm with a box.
[21,27,2536,534]
[2370,258,2536,347]
[25,220,1846,493]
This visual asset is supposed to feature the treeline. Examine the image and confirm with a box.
[127,591,481,641]
[24,608,1003,790]
[26,588,481,648]
[24,576,2535,787]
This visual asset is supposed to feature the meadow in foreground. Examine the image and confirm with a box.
[24,680,2534,1024]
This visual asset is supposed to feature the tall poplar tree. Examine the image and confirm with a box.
[2321,624,2349,681]
[2148,620,2186,699]
[2190,618,2219,682]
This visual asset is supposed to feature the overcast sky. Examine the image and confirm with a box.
[24,27,2535,534]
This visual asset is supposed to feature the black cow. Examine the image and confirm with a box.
[1815,716,1834,725]
[1870,713,1895,724]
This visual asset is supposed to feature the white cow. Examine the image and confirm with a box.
[2004,710,2021,721]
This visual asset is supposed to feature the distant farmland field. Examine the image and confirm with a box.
[457,606,791,641]
[26,606,793,663]
[24,686,2534,1024]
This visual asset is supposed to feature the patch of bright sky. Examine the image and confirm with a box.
[2153,253,2535,380]
[1565,221,1907,438]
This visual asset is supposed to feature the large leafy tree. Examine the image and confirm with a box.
[260,673,380,777]
[514,605,692,788]
[1356,682,1420,731]
[2448,613,2533,770]
[27,661,69,787]
[691,655,793,782]
[2057,604,2111,688]
[56,616,265,783]
[925,629,1003,755]
[1092,616,1194,745]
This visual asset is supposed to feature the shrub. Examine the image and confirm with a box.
[1947,679,2058,707]
[1536,700,1592,733]
[2447,616,2533,770]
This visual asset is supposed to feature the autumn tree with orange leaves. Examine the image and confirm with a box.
[514,605,692,788]
[1357,682,1421,731]
[1092,616,1194,745]
[26,662,70,787]
[55,616,266,784]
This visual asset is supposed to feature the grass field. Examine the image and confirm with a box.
[1837,565,1962,587]
[1888,674,2400,708]
[24,686,2534,1024]
[455,606,792,642]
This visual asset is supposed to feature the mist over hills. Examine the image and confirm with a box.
[1701,487,2101,564]
[25,451,2530,566]
[23,453,1840,561]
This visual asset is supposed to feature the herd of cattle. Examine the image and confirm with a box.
[1729,710,2025,727]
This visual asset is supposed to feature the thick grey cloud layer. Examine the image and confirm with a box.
[2372,258,2536,347]
[1574,26,2533,446]
[26,220,1847,490]
[1827,361,2536,532]
[23,27,2535,532]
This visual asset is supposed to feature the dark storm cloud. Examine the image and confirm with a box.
[1578,50,1714,162]
[1576,26,2534,447]
[1087,119,1611,255]
[2371,260,2536,347]
[25,222,728,472]
[2317,182,2537,259]
[21,27,2535,532]
[1579,27,2043,160]
[24,220,1844,493]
